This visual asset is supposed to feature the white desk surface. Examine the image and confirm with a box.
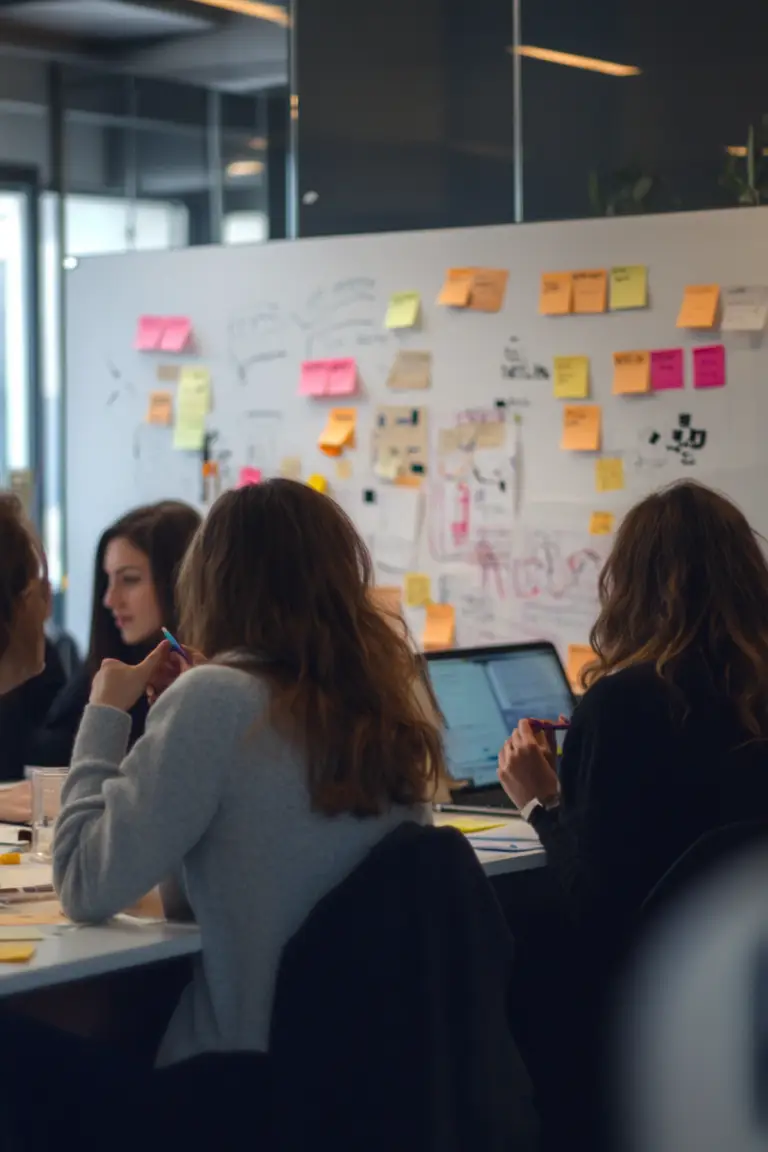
[0,817,544,998]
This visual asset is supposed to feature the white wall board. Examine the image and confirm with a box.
[65,207,768,658]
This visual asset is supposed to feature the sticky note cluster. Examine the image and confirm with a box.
[135,315,192,352]
[299,359,357,398]
[540,266,647,314]
[438,268,509,312]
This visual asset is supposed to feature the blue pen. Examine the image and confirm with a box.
[161,626,192,665]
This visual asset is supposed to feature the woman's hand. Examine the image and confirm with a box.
[498,718,561,810]
[146,646,206,707]
[0,781,32,824]
[90,641,172,713]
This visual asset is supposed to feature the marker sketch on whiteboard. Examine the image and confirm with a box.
[294,278,388,361]
[228,303,289,386]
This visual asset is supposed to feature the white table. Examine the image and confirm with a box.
[0,820,545,998]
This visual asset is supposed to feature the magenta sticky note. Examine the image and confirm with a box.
[326,358,357,396]
[135,315,165,351]
[237,466,262,488]
[651,348,684,391]
[299,360,330,396]
[693,344,726,389]
[160,317,192,353]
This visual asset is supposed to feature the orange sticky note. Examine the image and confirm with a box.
[567,645,596,692]
[437,270,472,307]
[467,268,509,313]
[572,270,608,314]
[539,272,573,315]
[561,405,601,451]
[676,284,720,329]
[318,407,357,456]
[589,511,615,536]
[0,943,36,963]
[423,604,456,651]
[147,390,173,425]
[612,350,651,395]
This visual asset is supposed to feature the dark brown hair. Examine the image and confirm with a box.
[0,494,39,661]
[178,479,445,817]
[587,480,768,735]
[88,500,201,673]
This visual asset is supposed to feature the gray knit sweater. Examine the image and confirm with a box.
[54,665,428,1067]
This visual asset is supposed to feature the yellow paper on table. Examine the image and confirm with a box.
[147,390,173,425]
[676,284,720,328]
[595,457,625,492]
[589,511,615,536]
[440,816,507,835]
[404,573,431,608]
[385,292,421,329]
[173,366,210,451]
[0,943,36,963]
[561,405,601,451]
[609,266,647,310]
[306,474,328,494]
[437,270,472,307]
[554,356,590,399]
[422,604,455,651]
[612,350,650,394]
[539,272,573,315]
[567,645,596,692]
[467,268,509,313]
[318,407,357,456]
[572,269,608,314]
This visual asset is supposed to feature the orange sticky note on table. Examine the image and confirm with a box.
[318,407,357,456]
[561,405,601,451]
[572,270,607,314]
[467,268,509,313]
[438,270,472,307]
[676,284,720,328]
[612,350,651,394]
[539,272,573,315]
[423,604,456,651]
[567,645,595,692]
[147,390,173,425]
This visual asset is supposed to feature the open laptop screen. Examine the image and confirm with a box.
[425,644,575,789]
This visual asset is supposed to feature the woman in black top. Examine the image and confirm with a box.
[23,500,201,771]
[498,480,768,944]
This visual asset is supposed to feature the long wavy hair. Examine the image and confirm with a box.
[177,479,445,816]
[586,481,768,736]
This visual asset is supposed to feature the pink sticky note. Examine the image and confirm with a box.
[693,344,726,389]
[299,360,330,396]
[326,358,357,396]
[237,466,262,488]
[651,348,684,391]
[135,315,165,351]
[160,317,192,353]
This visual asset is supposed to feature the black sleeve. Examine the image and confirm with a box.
[0,640,68,781]
[23,666,92,770]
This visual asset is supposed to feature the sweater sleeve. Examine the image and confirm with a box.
[53,666,263,923]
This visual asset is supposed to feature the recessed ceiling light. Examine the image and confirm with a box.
[227,159,265,177]
[511,45,641,77]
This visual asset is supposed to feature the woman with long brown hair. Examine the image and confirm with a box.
[53,479,442,1068]
[497,480,768,937]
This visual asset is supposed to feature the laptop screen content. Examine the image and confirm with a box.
[427,646,575,788]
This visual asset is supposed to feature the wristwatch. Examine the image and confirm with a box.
[520,794,560,824]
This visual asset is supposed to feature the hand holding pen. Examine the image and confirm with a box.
[146,628,206,706]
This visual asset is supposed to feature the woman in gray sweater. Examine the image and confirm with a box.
[53,478,443,1070]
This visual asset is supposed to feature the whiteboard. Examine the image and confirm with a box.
[65,207,768,656]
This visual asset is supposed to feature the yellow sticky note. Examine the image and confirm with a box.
[318,407,357,456]
[572,270,608,314]
[540,272,573,315]
[437,270,472,307]
[440,817,506,834]
[423,603,456,651]
[173,366,210,451]
[554,356,590,399]
[612,350,650,395]
[676,284,720,329]
[147,390,173,425]
[595,457,625,492]
[561,405,601,452]
[385,292,421,329]
[567,645,595,693]
[589,511,615,536]
[335,458,353,480]
[0,943,36,963]
[404,573,431,608]
[609,266,647,310]
[306,474,328,494]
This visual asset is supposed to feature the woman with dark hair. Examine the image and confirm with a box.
[27,500,200,770]
[497,480,768,939]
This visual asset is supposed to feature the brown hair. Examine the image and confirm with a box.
[0,494,39,661]
[88,500,201,673]
[178,479,445,817]
[586,480,768,735]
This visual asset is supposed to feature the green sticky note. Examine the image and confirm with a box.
[385,292,421,329]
